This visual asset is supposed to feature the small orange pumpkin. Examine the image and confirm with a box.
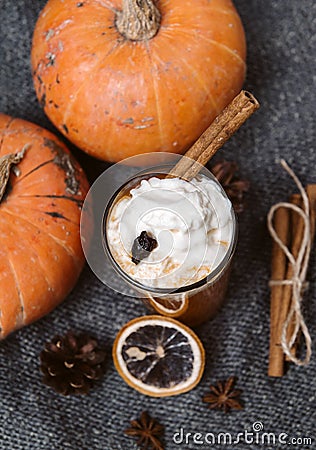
[0,114,89,339]
[31,0,246,162]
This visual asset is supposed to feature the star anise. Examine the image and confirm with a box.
[209,160,250,213]
[202,376,243,413]
[124,411,164,450]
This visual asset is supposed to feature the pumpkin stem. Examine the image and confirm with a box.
[0,144,29,203]
[115,0,161,41]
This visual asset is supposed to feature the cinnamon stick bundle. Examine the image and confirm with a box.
[268,184,316,377]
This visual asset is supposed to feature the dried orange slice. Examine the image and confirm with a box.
[112,315,205,397]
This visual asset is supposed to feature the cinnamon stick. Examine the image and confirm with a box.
[169,90,259,180]
[268,207,290,377]
[284,194,303,361]
[285,186,316,361]
[307,184,316,239]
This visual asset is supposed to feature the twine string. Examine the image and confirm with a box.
[267,159,312,366]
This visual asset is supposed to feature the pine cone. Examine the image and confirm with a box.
[40,331,106,395]
[209,160,250,213]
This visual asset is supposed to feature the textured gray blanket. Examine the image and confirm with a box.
[0,1,315,449]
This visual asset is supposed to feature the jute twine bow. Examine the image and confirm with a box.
[267,159,312,366]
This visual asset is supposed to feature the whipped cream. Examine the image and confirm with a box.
[106,175,234,289]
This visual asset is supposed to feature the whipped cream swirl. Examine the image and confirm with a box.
[106,175,234,289]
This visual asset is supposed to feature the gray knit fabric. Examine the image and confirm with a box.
[0,1,315,449]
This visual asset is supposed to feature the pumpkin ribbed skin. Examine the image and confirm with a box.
[31,0,246,162]
[0,114,89,339]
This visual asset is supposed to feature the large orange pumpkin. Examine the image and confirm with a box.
[0,114,89,339]
[31,0,246,162]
